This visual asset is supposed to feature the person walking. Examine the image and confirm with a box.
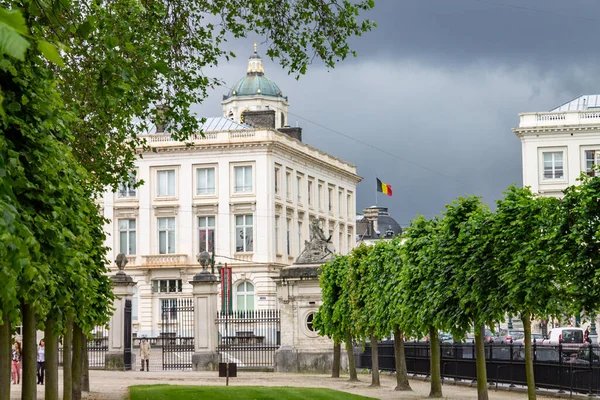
[37,339,45,385]
[140,337,151,371]
[11,341,21,385]
[585,326,593,344]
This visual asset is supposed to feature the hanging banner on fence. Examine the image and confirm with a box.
[219,264,232,313]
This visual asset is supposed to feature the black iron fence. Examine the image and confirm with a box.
[356,341,600,395]
[160,298,194,370]
[216,309,280,369]
[58,325,109,370]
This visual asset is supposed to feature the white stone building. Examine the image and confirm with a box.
[513,94,600,335]
[101,47,361,337]
[514,94,600,196]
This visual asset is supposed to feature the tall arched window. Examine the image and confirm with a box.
[236,281,255,311]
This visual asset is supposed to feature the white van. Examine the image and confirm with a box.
[544,327,585,345]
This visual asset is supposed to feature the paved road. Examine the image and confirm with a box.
[8,369,564,399]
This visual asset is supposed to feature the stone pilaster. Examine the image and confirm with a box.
[106,271,136,370]
[190,270,220,371]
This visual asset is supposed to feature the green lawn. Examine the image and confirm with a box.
[129,385,376,400]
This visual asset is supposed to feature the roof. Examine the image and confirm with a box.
[356,207,402,241]
[200,117,250,132]
[224,46,285,100]
[551,95,600,112]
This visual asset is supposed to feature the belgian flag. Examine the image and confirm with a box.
[377,178,392,196]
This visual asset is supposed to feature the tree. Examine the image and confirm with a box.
[313,255,358,381]
[434,196,504,400]
[370,237,411,391]
[10,0,376,191]
[347,244,382,387]
[558,172,600,326]
[494,186,562,400]
[0,9,113,398]
[400,215,443,398]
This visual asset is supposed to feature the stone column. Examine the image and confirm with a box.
[191,269,220,371]
[105,256,137,370]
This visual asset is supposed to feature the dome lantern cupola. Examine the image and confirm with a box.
[222,43,289,129]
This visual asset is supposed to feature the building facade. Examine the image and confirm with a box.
[514,94,600,196]
[514,94,600,334]
[100,47,361,337]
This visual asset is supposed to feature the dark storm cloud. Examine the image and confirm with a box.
[193,0,600,225]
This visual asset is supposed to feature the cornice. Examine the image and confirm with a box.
[140,134,363,184]
[513,125,600,138]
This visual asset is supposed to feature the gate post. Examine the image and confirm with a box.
[106,254,137,370]
[190,263,219,371]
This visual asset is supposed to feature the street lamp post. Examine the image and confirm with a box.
[507,315,513,330]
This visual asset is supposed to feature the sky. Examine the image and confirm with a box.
[193,0,600,226]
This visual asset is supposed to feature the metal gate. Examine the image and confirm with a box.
[216,309,281,369]
[160,298,194,370]
[124,299,132,370]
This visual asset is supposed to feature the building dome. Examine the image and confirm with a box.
[226,44,284,99]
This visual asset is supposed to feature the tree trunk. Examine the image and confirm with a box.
[63,316,73,400]
[345,331,358,382]
[22,303,37,400]
[523,315,536,400]
[81,330,89,392]
[71,323,82,400]
[0,311,11,400]
[428,326,443,398]
[393,327,411,391]
[45,320,59,400]
[332,341,341,378]
[370,332,380,387]
[474,324,489,400]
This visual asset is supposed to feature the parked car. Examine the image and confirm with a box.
[462,329,495,344]
[513,333,543,345]
[544,327,585,345]
[493,328,525,343]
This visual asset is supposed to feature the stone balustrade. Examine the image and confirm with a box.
[519,110,600,128]
[141,254,188,266]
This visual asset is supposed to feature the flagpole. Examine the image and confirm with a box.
[376,185,378,207]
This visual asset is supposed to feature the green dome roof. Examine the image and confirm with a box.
[226,45,284,99]
[228,75,283,98]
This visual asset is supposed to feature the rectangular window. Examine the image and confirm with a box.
[275,216,280,254]
[234,166,253,193]
[308,180,313,206]
[339,231,343,253]
[198,216,215,253]
[297,176,303,203]
[152,279,183,293]
[157,169,176,196]
[338,191,343,215]
[318,183,324,210]
[585,150,600,176]
[347,193,353,218]
[118,172,136,198]
[158,217,175,254]
[235,214,253,252]
[543,152,564,180]
[286,218,291,255]
[274,167,281,195]
[196,167,215,195]
[119,219,136,255]
[328,188,334,212]
[161,298,178,320]
[286,171,292,200]
[298,221,303,254]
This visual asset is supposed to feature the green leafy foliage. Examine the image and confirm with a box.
[13,0,376,191]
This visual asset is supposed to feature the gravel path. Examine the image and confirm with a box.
[8,369,565,399]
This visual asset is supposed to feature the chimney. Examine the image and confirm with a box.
[241,109,276,128]
[278,126,302,142]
